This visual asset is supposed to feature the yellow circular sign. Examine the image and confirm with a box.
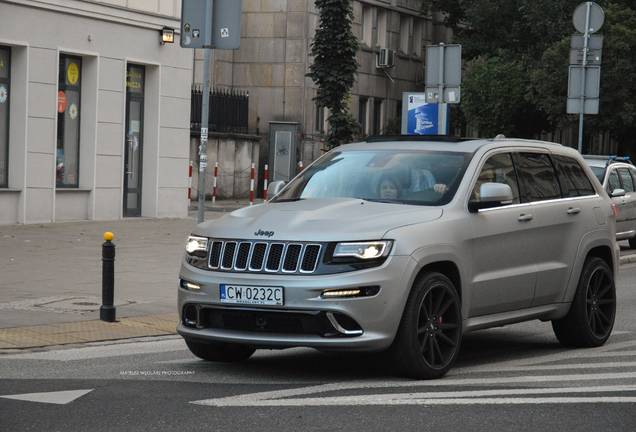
[67,63,79,85]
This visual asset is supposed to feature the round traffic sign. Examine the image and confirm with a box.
[573,2,605,34]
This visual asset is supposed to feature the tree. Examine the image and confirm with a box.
[308,0,359,149]
[423,0,636,153]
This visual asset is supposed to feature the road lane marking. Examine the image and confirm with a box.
[466,361,636,373]
[210,397,636,406]
[191,372,636,407]
[0,389,93,405]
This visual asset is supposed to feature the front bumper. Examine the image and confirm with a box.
[177,255,414,351]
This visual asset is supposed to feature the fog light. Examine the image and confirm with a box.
[322,289,361,298]
[321,286,380,298]
[180,279,201,290]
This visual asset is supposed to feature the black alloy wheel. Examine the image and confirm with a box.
[585,266,616,339]
[553,256,616,347]
[391,272,462,379]
[416,282,462,369]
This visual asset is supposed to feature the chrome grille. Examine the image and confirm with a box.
[208,240,322,274]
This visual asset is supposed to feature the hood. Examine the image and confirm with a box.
[193,198,443,242]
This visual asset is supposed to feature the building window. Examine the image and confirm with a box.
[0,46,9,187]
[362,5,376,47]
[400,16,414,54]
[358,96,368,135]
[57,54,82,188]
[377,9,388,48]
[315,103,325,134]
[413,19,424,57]
[372,99,383,135]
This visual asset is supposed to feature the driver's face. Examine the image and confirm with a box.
[380,179,399,199]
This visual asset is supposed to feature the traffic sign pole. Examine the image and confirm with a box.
[197,48,211,224]
[437,44,446,135]
[577,2,591,153]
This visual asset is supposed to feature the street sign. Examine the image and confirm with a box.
[423,44,461,135]
[181,0,214,48]
[571,34,603,50]
[212,0,242,50]
[567,65,601,114]
[570,49,602,65]
[425,44,462,104]
[573,2,605,34]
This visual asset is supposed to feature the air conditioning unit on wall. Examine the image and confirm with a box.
[376,48,396,69]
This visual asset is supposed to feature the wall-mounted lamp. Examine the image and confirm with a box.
[160,27,175,45]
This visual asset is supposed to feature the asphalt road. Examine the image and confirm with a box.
[1,265,636,432]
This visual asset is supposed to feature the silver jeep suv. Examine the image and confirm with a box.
[178,137,619,379]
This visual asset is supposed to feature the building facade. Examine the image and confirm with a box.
[190,0,450,193]
[0,0,193,225]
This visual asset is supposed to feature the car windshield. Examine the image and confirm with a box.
[272,149,472,206]
[590,166,605,183]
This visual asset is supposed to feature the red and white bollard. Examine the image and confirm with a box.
[249,162,255,206]
[187,161,193,202]
[263,164,269,201]
[212,162,218,205]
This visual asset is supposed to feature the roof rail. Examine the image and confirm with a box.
[364,135,474,143]
[606,156,633,167]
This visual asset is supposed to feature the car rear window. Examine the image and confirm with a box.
[513,153,561,202]
[552,155,596,197]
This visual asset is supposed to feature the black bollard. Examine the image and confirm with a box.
[100,231,116,322]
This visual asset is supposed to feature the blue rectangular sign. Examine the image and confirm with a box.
[401,93,448,135]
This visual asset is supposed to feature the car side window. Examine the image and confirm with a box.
[471,153,520,204]
[618,168,634,193]
[607,170,621,194]
[552,155,596,197]
[513,152,561,202]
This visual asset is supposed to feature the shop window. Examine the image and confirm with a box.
[0,46,9,187]
[56,54,82,188]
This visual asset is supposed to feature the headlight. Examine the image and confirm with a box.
[333,240,392,260]
[185,235,208,258]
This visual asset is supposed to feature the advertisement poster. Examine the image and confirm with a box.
[401,93,448,135]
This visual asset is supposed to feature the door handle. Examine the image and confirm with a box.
[567,207,581,215]
[518,213,533,222]
[126,137,133,175]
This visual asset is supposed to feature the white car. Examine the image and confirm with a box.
[583,156,636,248]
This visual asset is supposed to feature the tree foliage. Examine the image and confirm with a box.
[423,0,636,152]
[308,0,359,149]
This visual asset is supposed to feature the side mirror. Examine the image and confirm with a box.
[267,180,286,198]
[611,188,626,198]
[468,182,514,213]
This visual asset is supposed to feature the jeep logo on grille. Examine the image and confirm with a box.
[254,229,275,238]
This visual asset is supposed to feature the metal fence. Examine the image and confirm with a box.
[190,86,249,134]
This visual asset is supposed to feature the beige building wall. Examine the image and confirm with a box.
[0,0,192,224]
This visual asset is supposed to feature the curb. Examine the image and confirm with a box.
[0,313,178,351]
[620,254,636,265]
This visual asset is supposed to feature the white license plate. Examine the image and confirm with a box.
[219,284,284,306]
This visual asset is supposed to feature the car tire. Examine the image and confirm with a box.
[390,272,462,379]
[552,257,616,347]
[185,338,255,362]
[629,237,636,250]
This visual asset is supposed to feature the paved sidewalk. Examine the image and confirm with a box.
[0,207,239,331]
